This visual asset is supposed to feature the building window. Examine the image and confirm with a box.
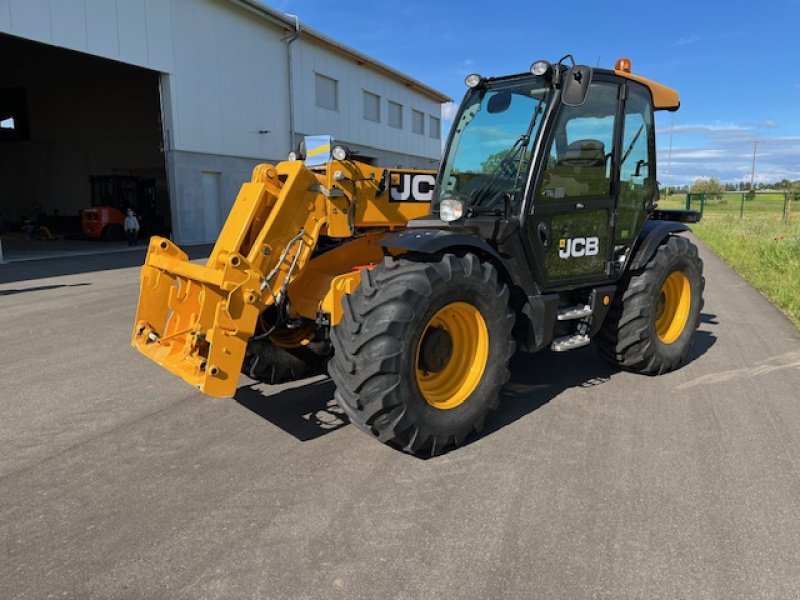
[412,109,424,135]
[315,73,338,111]
[388,100,403,129]
[363,91,380,122]
[429,115,441,139]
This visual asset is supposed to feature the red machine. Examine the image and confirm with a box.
[81,175,157,240]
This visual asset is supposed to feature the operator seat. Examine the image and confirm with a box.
[559,139,606,167]
[547,138,609,197]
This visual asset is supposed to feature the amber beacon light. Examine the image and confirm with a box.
[615,57,632,73]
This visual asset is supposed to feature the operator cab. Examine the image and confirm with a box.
[429,56,680,292]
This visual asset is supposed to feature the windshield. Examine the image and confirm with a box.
[436,78,551,214]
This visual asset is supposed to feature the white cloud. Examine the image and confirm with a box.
[452,59,477,77]
[655,120,800,185]
[657,122,751,135]
[672,34,700,47]
[441,102,459,120]
[667,149,726,160]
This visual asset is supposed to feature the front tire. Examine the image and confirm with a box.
[597,235,704,374]
[328,253,515,455]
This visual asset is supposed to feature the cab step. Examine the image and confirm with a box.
[551,334,591,352]
[556,304,593,321]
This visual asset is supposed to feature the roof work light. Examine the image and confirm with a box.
[615,57,632,73]
[464,73,482,88]
[530,60,551,76]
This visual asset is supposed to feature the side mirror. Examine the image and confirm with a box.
[561,65,592,107]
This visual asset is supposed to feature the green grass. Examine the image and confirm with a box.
[655,194,800,327]
[687,214,799,328]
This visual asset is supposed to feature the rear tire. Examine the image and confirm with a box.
[243,335,329,385]
[328,253,515,455]
[597,235,704,374]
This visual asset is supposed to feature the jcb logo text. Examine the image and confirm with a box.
[559,237,600,259]
[389,172,436,203]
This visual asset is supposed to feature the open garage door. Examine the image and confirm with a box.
[0,34,169,260]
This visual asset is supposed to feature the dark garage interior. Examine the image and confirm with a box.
[0,33,169,258]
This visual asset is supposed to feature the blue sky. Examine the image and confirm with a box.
[270,0,800,186]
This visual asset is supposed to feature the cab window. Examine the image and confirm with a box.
[537,82,619,203]
[616,86,655,242]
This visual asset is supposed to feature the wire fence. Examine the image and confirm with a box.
[659,192,796,223]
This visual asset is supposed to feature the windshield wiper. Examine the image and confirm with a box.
[469,99,546,210]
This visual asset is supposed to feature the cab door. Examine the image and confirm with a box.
[613,83,656,250]
[526,79,622,289]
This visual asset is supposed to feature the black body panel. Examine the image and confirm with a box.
[628,220,690,270]
[379,228,504,262]
[651,209,701,223]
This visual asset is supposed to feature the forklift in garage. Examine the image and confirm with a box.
[81,174,164,240]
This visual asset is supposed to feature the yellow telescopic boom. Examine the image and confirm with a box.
[132,159,432,397]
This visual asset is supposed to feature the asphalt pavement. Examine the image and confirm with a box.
[1,237,799,599]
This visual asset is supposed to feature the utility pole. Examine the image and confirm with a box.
[749,140,759,191]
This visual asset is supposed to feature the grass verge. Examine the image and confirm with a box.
[656,194,799,327]
[692,215,800,328]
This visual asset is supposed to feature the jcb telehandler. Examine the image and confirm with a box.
[132,56,704,455]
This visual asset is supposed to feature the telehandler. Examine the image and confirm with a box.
[133,56,704,455]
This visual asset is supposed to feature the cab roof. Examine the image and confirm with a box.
[477,64,681,111]
[613,70,680,111]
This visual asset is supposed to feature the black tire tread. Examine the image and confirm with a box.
[242,338,328,384]
[329,253,515,455]
[597,235,704,374]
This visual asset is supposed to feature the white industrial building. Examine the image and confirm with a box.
[0,0,448,245]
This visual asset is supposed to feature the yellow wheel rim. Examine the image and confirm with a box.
[655,271,691,344]
[415,302,489,410]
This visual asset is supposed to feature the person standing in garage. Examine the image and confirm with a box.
[124,208,140,247]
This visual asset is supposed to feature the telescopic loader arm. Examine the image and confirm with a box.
[132,159,432,397]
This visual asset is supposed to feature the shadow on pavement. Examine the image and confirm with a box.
[233,312,718,451]
[689,312,718,362]
[479,346,617,440]
[0,244,214,284]
[0,282,91,296]
[481,315,716,441]
[700,312,719,325]
[235,379,345,442]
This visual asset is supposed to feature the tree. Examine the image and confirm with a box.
[480,148,531,174]
[690,177,725,197]
[790,180,800,198]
